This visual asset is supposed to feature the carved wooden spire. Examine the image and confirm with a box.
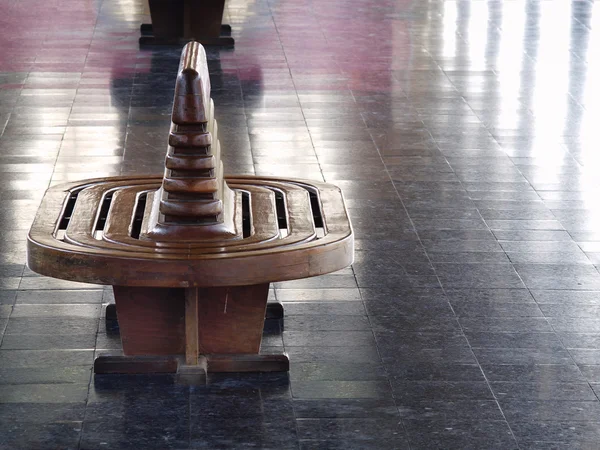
[142,42,239,242]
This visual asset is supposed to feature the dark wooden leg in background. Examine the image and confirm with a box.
[140,24,231,36]
[139,0,234,46]
[105,303,117,321]
[266,302,284,320]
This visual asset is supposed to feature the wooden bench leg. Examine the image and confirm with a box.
[95,284,288,379]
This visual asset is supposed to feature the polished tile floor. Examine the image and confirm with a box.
[1,0,600,448]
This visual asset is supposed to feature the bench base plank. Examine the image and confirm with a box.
[94,354,289,379]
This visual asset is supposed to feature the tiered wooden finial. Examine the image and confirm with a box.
[143,42,239,242]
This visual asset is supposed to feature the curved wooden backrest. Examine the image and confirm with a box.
[144,41,238,241]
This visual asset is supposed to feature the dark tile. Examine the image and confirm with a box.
[434,263,524,289]
[465,332,563,349]
[290,362,388,382]
[499,399,600,422]
[0,422,82,450]
[81,419,189,449]
[281,326,374,345]
[391,380,493,401]
[296,417,406,440]
[291,380,391,399]
[189,393,294,422]
[376,332,476,364]
[445,288,534,303]
[300,438,407,449]
[364,297,454,317]
[190,417,298,449]
[403,419,517,450]
[491,382,596,401]
[452,301,543,317]
[459,317,552,332]
[293,398,398,418]
[514,265,600,290]
[370,314,461,332]
[283,315,371,331]
[286,346,382,364]
[385,362,485,381]
[482,364,585,382]
[472,347,573,365]
[510,421,600,447]
[397,399,505,421]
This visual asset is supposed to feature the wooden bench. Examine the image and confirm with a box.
[27,42,353,381]
[139,0,234,46]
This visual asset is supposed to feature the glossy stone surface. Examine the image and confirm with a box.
[1,0,600,448]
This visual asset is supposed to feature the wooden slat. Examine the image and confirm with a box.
[63,186,111,247]
[63,181,159,250]
[219,179,316,251]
